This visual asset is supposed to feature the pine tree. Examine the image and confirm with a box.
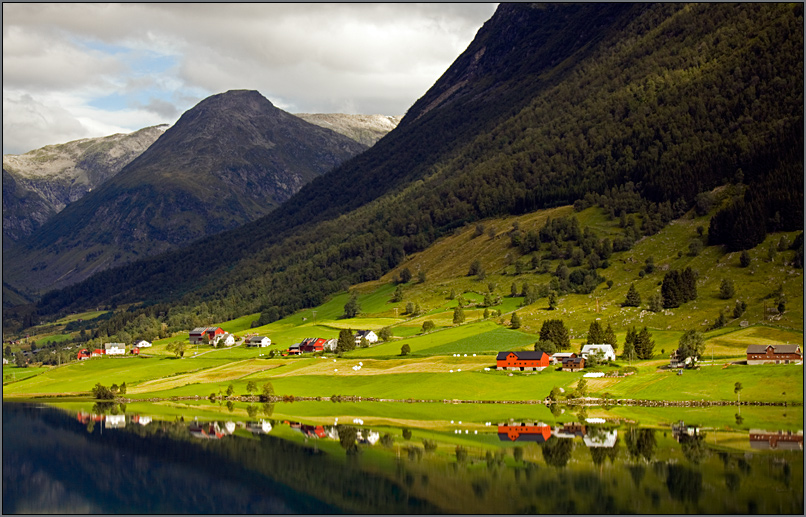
[510,312,521,329]
[587,320,605,344]
[603,324,618,351]
[343,293,361,318]
[336,329,355,353]
[548,290,558,310]
[635,327,656,360]
[719,278,735,299]
[539,319,570,350]
[621,327,637,362]
[623,284,641,307]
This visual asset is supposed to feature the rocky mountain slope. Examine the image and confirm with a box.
[28,3,804,323]
[295,114,402,147]
[2,125,167,245]
[4,90,368,294]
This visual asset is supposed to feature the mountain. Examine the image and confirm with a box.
[294,114,402,147]
[2,125,167,245]
[30,3,804,325]
[4,90,368,294]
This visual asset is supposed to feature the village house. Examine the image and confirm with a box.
[246,336,271,347]
[323,338,337,352]
[496,351,550,371]
[354,330,378,345]
[189,327,225,345]
[104,343,126,355]
[562,356,585,372]
[91,349,104,357]
[580,344,616,362]
[497,422,552,442]
[746,344,802,365]
[287,344,301,355]
[130,347,140,355]
[214,333,236,347]
[134,339,152,348]
[550,352,577,365]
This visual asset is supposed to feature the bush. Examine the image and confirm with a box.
[400,344,411,356]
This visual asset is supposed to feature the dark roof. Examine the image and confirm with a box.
[563,356,585,365]
[746,344,802,354]
[496,351,546,360]
[498,432,551,443]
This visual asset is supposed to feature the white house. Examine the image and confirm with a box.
[104,342,126,355]
[323,338,338,352]
[134,339,152,348]
[580,344,616,362]
[246,336,271,347]
[355,330,378,345]
[215,333,236,347]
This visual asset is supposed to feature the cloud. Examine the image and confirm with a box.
[2,3,498,154]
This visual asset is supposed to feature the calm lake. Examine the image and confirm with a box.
[2,401,803,514]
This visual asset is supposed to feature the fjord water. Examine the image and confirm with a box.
[3,403,802,514]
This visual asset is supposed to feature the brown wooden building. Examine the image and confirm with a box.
[746,344,802,365]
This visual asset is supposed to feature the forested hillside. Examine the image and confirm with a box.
[30,3,803,336]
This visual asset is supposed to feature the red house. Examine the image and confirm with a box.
[91,349,105,357]
[189,327,225,345]
[498,423,552,442]
[77,349,91,361]
[746,344,802,365]
[300,337,327,353]
[130,347,140,355]
[496,351,550,371]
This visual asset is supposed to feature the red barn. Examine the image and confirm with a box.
[131,347,140,355]
[91,349,105,357]
[189,327,225,345]
[77,349,91,361]
[496,351,550,371]
[746,344,802,365]
[300,337,327,353]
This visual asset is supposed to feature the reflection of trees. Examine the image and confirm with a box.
[246,405,258,418]
[625,428,656,462]
[92,401,115,414]
[261,402,274,417]
[725,471,740,492]
[678,433,708,465]
[628,464,646,487]
[337,425,360,455]
[541,438,574,467]
[666,464,702,503]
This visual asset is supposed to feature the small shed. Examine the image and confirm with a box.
[562,356,586,372]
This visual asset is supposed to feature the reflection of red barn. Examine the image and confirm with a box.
[496,351,550,371]
[300,424,327,438]
[188,422,226,439]
[498,423,553,442]
[749,429,804,450]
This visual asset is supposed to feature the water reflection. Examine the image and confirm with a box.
[3,403,804,514]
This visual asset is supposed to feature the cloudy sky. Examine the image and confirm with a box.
[3,3,497,155]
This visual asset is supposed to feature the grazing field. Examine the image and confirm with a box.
[353,321,503,357]
[3,366,50,384]
[418,326,539,355]
[131,359,281,393]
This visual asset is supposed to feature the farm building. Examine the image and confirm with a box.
[287,344,301,355]
[214,333,236,347]
[189,327,225,345]
[749,429,803,450]
[496,351,550,371]
[246,336,271,347]
[300,337,328,353]
[580,344,616,362]
[104,343,126,355]
[562,356,585,372]
[746,344,802,365]
[134,339,152,348]
[77,349,91,360]
[551,352,577,365]
[498,423,552,442]
[130,347,140,355]
[355,330,378,345]
[91,349,105,357]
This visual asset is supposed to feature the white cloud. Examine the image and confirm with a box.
[2,3,498,154]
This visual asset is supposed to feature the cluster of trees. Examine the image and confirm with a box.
[91,382,127,399]
[661,267,698,309]
[621,327,655,361]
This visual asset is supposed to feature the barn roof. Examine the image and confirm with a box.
[496,351,546,360]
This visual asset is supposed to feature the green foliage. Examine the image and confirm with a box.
[739,250,751,268]
[586,320,605,344]
[336,329,355,353]
[603,324,617,351]
[534,340,557,355]
[719,279,735,300]
[678,330,705,366]
[453,307,465,325]
[343,293,361,319]
[246,380,257,395]
[547,290,558,310]
[399,268,412,284]
[91,383,115,400]
[378,326,393,341]
[539,319,570,350]
[226,384,234,397]
[662,267,698,308]
[548,386,563,401]
[392,285,404,303]
[510,312,521,329]
[400,344,411,356]
[635,327,656,360]
[733,300,747,319]
[421,320,435,333]
[261,382,275,400]
[166,341,186,358]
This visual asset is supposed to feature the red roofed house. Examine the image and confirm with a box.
[746,344,802,365]
[91,349,104,357]
[77,349,91,361]
[300,337,328,353]
[496,351,550,371]
[189,327,225,345]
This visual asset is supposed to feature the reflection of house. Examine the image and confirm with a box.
[746,345,802,365]
[583,430,618,448]
[554,422,586,439]
[358,430,380,445]
[562,356,585,372]
[131,415,152,426]
[105,414,126,428]
[580,344,616,362]
[496,351,550,371]
[498,422,552,442]
[246,336,271,347]
[189,422,226,439]
[749,429,804,450]
[246,420,273,434]
[671,421,700,442]
[551,352,576,365]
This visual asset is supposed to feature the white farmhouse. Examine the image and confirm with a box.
[246,336,271,347]
[355,330,378,345]
[580,344,616,362]
[134,339,152,348]
[104,343,126,355]
[215,333,236,347]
